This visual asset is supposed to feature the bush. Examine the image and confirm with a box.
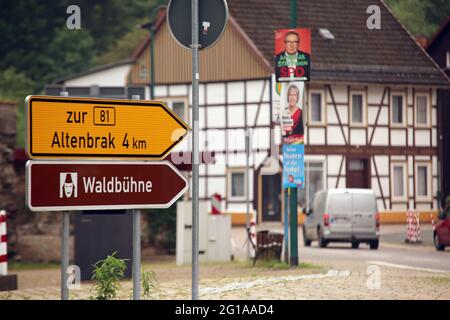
[91,252,127,300]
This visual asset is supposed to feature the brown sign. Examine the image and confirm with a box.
[26,161,188,211]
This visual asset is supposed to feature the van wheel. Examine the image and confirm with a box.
[369,240,379,250]
[351,241,359,249]
[303,226,311,247]
[318,228,327,248]
[434,233,445,251]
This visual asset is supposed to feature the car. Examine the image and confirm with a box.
[434,205,450,251]
[303,189,380,249]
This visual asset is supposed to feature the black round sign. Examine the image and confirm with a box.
[167,0,228,50]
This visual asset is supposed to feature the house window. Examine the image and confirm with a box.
[172,101,186,121]
[391,94,405,126]
[227,168,246,200]
[309,91,325,124]
[298,161,325,208]
[391,162,408,201]
[415,95,429,126]
[162,98,189,123]
[415,163,431,200]
[139,65,147,80]
[350,93,365,125]
[447,51,450,69]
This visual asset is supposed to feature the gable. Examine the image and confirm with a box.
[128,17,271,85]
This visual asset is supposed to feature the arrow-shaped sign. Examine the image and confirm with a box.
[26,160,189,211]
[26,96,189,159]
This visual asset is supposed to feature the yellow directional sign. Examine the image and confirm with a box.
[26,95,189,159]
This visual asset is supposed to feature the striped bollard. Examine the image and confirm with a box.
[0,210,7,275]
[249,219,256,258]
[415,210,421,243]
[211,193,222,215]
[0,210,17,291]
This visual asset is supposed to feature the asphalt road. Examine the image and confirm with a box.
[232,225,450,273]
[299,241,450,273]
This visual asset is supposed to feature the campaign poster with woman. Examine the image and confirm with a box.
[280,82,305,145]
[280,81,305,188]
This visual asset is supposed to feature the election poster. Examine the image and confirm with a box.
[275,28,311,82]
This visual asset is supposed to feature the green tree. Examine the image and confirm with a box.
[43,27,95,84]
[0,68,35,147]
[386,0,450,37]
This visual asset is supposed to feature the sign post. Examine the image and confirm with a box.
[167,0,228,300]
[274,8,310,266]
[26,92,189,300]
[59,91,70,301]
[131,94,141,301]
[191,0,200,301]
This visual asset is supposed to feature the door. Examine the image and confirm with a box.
[347,158,370,188]
[352,193,377,235]
[261,173,282,222]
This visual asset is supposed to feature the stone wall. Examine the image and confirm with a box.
[0,101,18,215]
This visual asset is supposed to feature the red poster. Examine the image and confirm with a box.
[275,28,311,82]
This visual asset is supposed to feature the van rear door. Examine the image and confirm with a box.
[352,193,376,235]
[328,193,352,234]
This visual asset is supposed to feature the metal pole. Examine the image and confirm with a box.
[245,129,250,259]
[289,0,299,267]
[150,26,155,100]
[60,91,70,300]
[290,0,297,29]
[284,190,289,263]
[289,187,298,266]
[279,86,290,264]
[191,0,200,300]
[132,209,141,299]
[131,94,142,300]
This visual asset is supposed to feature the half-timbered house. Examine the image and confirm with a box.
[426,16,450,208]
[49,0,449,225]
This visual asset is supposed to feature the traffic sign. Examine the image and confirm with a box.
[26,160,189,211]
[26,95,189,159]
[167,0,228,50]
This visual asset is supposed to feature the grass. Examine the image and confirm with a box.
[429,276,450,286]
[9,262,60,271]
[240,259,322,271]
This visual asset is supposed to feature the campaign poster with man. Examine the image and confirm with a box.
[275,28,311,82]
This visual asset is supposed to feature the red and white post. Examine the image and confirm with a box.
[0,210,7,275]
[406,209,421,243]
[211,193,222,215]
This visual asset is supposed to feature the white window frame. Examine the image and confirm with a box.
[447,51,450,69]
[390,162,408,202]
[350,91,367,127]
[390,92,406,127]
[300,160,326,208]
[161,97,189,123]
[415,93,430,127]
[415,162,432,201]
[308,89,326,125]
[227,167,247,201]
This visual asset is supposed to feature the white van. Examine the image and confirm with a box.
[303,189,380,249]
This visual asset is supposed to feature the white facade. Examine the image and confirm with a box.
[62,63,132,87]
[57,67,440,220]
[157,80,439,219]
